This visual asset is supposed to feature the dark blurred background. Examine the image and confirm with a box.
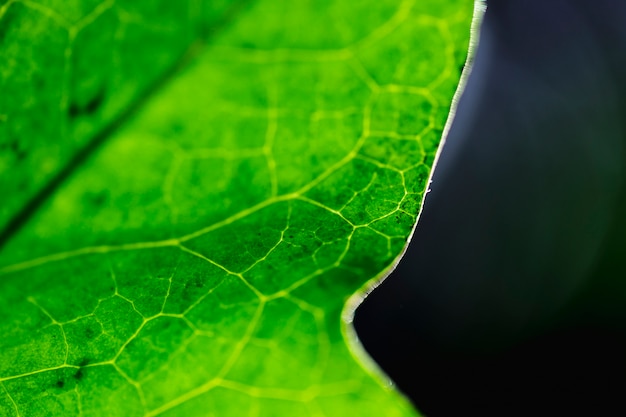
[354,1,626,415]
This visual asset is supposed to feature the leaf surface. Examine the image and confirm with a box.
[0,0,474,415]
[0,0,237,231]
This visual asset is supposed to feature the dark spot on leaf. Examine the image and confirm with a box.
[170,121,184,134]
[68,87,107,119]
[73,358,90,381]
[5,140,27,161]
[68,102,80,118]
[74,368,83,381]
[85,327,95,339]
[55,380,65,389]
[15,151,28,161]
[86,190,109,207]
[83,87,107,115]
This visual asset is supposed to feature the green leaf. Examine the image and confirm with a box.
[0,0,475,415]
[0,0,238,230]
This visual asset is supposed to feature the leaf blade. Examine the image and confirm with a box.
[0,0,475,415]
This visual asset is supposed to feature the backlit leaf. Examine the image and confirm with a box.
[0,0,475,415]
